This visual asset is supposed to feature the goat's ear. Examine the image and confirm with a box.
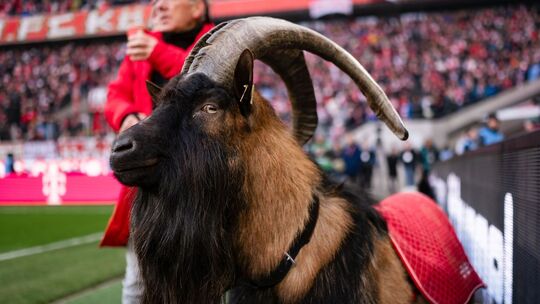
[233,49,254,117]
[146,80,162,106]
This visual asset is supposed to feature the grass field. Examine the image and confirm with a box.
[0,206,126,304]
[62,280,122,304]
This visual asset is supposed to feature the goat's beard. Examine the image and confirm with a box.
[131,137,243,304]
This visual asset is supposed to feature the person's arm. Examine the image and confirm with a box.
[126,30,190,79]
[147,40,191,79]
[105,58,139,133]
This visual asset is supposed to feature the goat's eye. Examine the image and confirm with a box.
[201,104,218,114]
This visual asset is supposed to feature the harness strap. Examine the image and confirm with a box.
[244,195,320,288]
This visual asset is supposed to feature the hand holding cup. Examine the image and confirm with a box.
[126,27,158,61]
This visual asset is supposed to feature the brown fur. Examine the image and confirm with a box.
[369,236,414,304]
[276,197,354,303]
[235,92,321,277]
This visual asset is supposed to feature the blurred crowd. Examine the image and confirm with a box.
[309,106,540,196]
[0,41,124,141]
[307,112,512,195]
[254,5,540,141]
[303,5,540,141]
[1,5,540,143]
[307,132,443,196]
[0,0,150,16]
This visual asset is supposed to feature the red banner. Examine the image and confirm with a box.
[0,4,152,45]
[0,0,379,45]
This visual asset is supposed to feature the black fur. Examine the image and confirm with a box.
[128,74,245,304]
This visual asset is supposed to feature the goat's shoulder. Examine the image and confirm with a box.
[301,180,413,303]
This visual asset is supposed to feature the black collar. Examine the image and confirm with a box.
[244,195,320,288]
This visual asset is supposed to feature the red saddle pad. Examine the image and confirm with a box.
[376,192,485,304]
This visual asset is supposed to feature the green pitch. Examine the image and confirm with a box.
[0,206,126,304]
[63,279,122,304]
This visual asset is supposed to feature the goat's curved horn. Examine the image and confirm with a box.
[184,24,318,144]
[183,17,408,141]
[260,49,317,144]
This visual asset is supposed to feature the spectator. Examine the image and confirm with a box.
[4,153,15,174]
[99,1,213,303]
[418,169,435,200]
[35,114,60,140]
[478,113,504,146]
[341,136,362,186]
[359,142,376,189]
[439,146,453,162]
[0,110,11,140]
[328,141,346,182]
[455,127,479,155]
[420,138,439,172]
[386,146,399,193]
[309,133,334,173]
[401,143,417,187]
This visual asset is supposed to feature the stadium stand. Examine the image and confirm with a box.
[0,41,124,140]
[0,0,151,16]
[1,4,539,143]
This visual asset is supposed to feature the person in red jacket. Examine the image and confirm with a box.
[101,0,213,302]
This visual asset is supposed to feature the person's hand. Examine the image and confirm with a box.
[126,30,158,61]
[120,113,147,133]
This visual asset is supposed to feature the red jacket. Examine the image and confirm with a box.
[101,23,214,247]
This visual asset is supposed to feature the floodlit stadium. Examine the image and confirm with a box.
[0,0,539,303]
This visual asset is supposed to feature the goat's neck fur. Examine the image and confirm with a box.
[234,95,412,303]
[235,96,353,302]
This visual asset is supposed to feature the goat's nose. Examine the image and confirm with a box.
[112,137,136,154]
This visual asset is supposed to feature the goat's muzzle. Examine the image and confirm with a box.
[110,129,160,187]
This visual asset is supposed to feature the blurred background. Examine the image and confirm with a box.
[0,0,539,303]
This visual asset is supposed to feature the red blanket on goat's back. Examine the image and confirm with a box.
[376,192,485,304]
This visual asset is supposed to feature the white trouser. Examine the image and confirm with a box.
[122,241,144,304]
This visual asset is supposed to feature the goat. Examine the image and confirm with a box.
[110,17,474,304]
